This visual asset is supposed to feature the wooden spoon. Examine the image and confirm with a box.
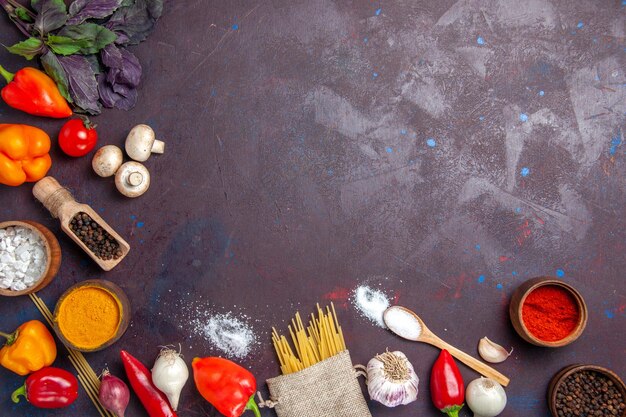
[384,305,510,387]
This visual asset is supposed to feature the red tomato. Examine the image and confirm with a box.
[58,118,98,157]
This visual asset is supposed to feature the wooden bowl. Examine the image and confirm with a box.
[53,279,131,352]
[509,277,587,347]
[0,220,61,296]
[548,364,626,417]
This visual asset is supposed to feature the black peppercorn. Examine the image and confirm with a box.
[69,212,122,260]
[555,370,625,417]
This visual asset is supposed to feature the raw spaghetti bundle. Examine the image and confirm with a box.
[271,303,346,374]
[260,303,372,417]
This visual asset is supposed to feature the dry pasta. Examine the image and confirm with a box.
[272,303,346,374]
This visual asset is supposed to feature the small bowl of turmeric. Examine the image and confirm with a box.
[53,279,131,352]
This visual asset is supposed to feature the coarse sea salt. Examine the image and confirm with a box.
[0,226,47,291]
[384,307,423,340]
[352,285,390,328]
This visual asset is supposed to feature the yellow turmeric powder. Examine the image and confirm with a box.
[57,286,121,350]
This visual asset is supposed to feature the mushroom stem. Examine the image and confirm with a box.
[151,140,165,154]
[127,172,144,187]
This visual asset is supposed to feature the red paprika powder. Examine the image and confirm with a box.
[521,285,580,341]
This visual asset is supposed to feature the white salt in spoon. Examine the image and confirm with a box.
[384,306,510,387]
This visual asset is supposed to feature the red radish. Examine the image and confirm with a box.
[99,370,130,417]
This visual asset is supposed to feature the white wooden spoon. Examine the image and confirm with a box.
[384,305,510,387]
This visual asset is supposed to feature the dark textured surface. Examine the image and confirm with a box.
[1,1,625,416]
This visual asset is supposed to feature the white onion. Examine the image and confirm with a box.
[466,377,507,417]
[151,348,189,411]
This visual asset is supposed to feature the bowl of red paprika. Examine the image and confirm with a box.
[509,277,587,347]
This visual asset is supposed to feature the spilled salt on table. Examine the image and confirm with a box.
[193,312,256,359]
[384,307,422,340]
[352,285,390,328]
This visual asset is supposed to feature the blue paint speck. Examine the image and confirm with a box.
[519,113,529,122]
[426,138,437,148]
[496,283,503,290]
[400,129,407,135]
[475,244,481,250]
[577,21,584,29]
[232,24,239,30]
[556,269,565,277]
[623,0,626,6]
[372,72,379,79]
[595,74,601,81]
[137,221,145,228]
[210,88,217,97]
[364,37,368,43]
[520,167,530,177]
[478,275,485,283]
[539,90,545,96]
[515,207,522,213]
[479,116,485,121]
[375,8,382,16]
[512,271,518,276]
[477,36,485,45]
[604,309,615,319]
[609,131,622,155]
[385,147,393,154]
[130,214,137,220]
[327,169,334,176]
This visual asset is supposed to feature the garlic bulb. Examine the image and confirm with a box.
[478,337,513,363]
[366,351,419,407]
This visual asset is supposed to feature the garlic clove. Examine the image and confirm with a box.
[478,337,513,363]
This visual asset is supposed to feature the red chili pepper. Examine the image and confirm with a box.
[120,350,177,417]
[11,367,78,409]
[192,357,260,417]
[430,349,465,417]
[0,64,72,118]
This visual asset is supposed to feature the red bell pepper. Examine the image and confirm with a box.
[192,357,261,417]
[11,367,78,408]
[430,349,465,417]
[0,64,72,118]
[120,350,177,417]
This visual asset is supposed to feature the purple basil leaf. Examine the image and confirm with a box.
[106,0,163,45]
[116,48,141,87]
[101,43,123,68]
[106,67,121,85]
[97,74,137,110]
[97,74,117,107]
[113,87,137,110]
[113,32,130,44]
[67,0,123,25]
[97,74,120,107]
[58,54,101,114]
[112,81,131,95]
[32,0,68,35]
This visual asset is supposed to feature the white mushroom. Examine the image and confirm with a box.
[125,124,164,162]
[92,145,123,177]
[115,162,150,198]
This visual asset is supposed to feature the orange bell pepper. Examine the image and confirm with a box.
[0,320,57,376]
[0,124,52,186]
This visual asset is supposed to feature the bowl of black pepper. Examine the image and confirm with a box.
[548,364,626,417]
